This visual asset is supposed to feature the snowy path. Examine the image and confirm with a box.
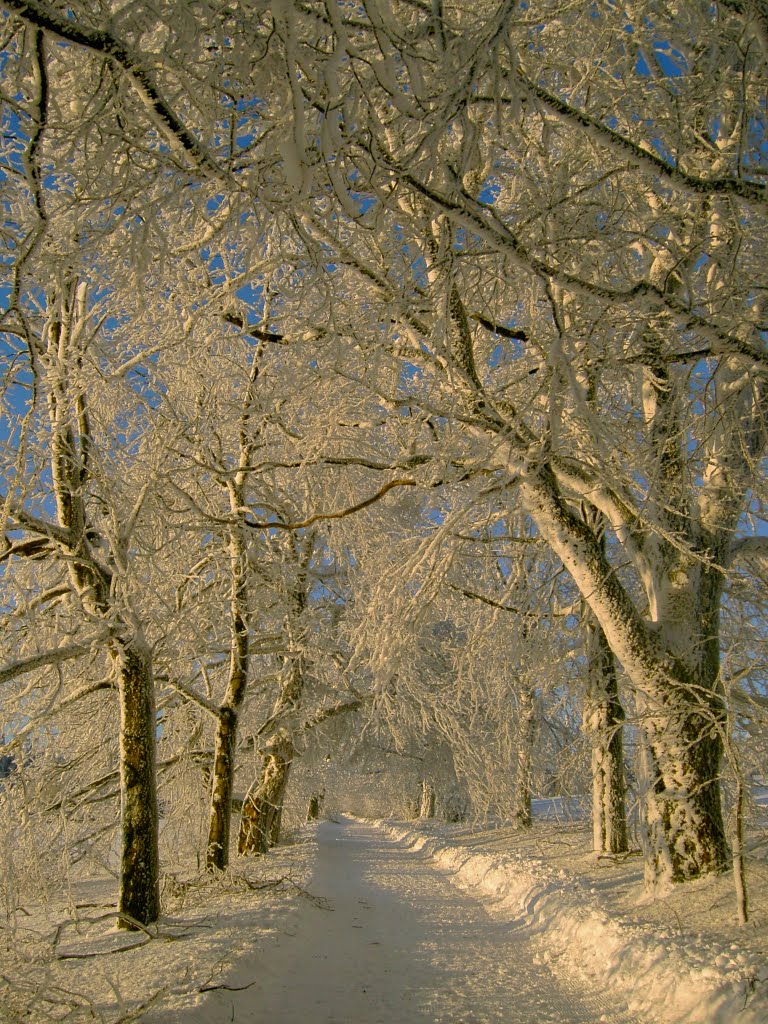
[160,817,647,1024]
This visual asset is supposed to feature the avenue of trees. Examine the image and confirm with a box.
[1,0,767,927]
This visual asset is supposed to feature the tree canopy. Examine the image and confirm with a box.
[1,0,767,924]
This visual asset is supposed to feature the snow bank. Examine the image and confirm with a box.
[373,820,767,1024]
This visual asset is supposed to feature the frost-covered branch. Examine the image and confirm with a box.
[503,69,767,209]
[728,535,768,571]
[303,699,364,733]
[3,0,225,179]
[394,170,768,368]
[0,638,106,686]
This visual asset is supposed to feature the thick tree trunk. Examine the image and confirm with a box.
[585,620,628,855]
[638,560,728,883]
[116,636,160,928]
[520,465,728,884]
[513,686,536,829]
[238,730,294,855]
[419,779,436,818]
[640,690,727,885]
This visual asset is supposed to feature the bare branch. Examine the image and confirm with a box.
[242,479,418,531]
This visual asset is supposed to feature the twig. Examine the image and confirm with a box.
[199,980,257,993]
[57,938,151,959]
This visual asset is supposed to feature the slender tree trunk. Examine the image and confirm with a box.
[513,687,536,829]
[585,619,628,855]
[732,770,748,926]
[205,526,249,870]
[238,731,294,854]
[116,635,160,928]
[205,471,251,869]
[46,284,161,925]
[306,792,323,821]
[238,544,310,856]
[206,707,238,870]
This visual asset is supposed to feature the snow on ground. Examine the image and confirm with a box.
[2,807,766,1023]
[375,802,768,1024]
[0,835,317,1023]
[144,817,647,1024]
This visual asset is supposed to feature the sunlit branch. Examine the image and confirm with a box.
[0,638,106,685]
[241,478,419,531]
[4,0,225,180]
[395,170,768,368]
[504,69,768,209]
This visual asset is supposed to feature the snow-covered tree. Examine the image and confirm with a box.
[3,0,767,892]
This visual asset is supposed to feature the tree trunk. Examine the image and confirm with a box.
[116,636,160,928]
[237,551,310,856]
[513,686,536,829]
[639,559,728,884]
[306,792,323,821]
[45,287,161,926]
[238,730,294,855]
[205,487,251,870]
[520,465,728,884]
[206,707,238,871]
[585,619,628,855]
[640,690,727,885]
[419,779,436,818]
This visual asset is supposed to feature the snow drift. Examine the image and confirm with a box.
[374,819,767,1024]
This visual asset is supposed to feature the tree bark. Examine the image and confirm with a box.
[205,516,250,870]
[238,538,310,856]
[45,282,161,924]
[306,792,323,821]
[204,336,262,870]
[206,707,238,870]
[419,779,436,818]
[116,635,160,928]
[238,730,294,855]
[520,464,728,883]
[513,687,535,829]
[585,619,628,855]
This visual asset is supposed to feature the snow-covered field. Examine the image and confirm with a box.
[2,807,766,1023]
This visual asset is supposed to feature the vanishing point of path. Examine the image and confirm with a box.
[169,818,648,1024]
